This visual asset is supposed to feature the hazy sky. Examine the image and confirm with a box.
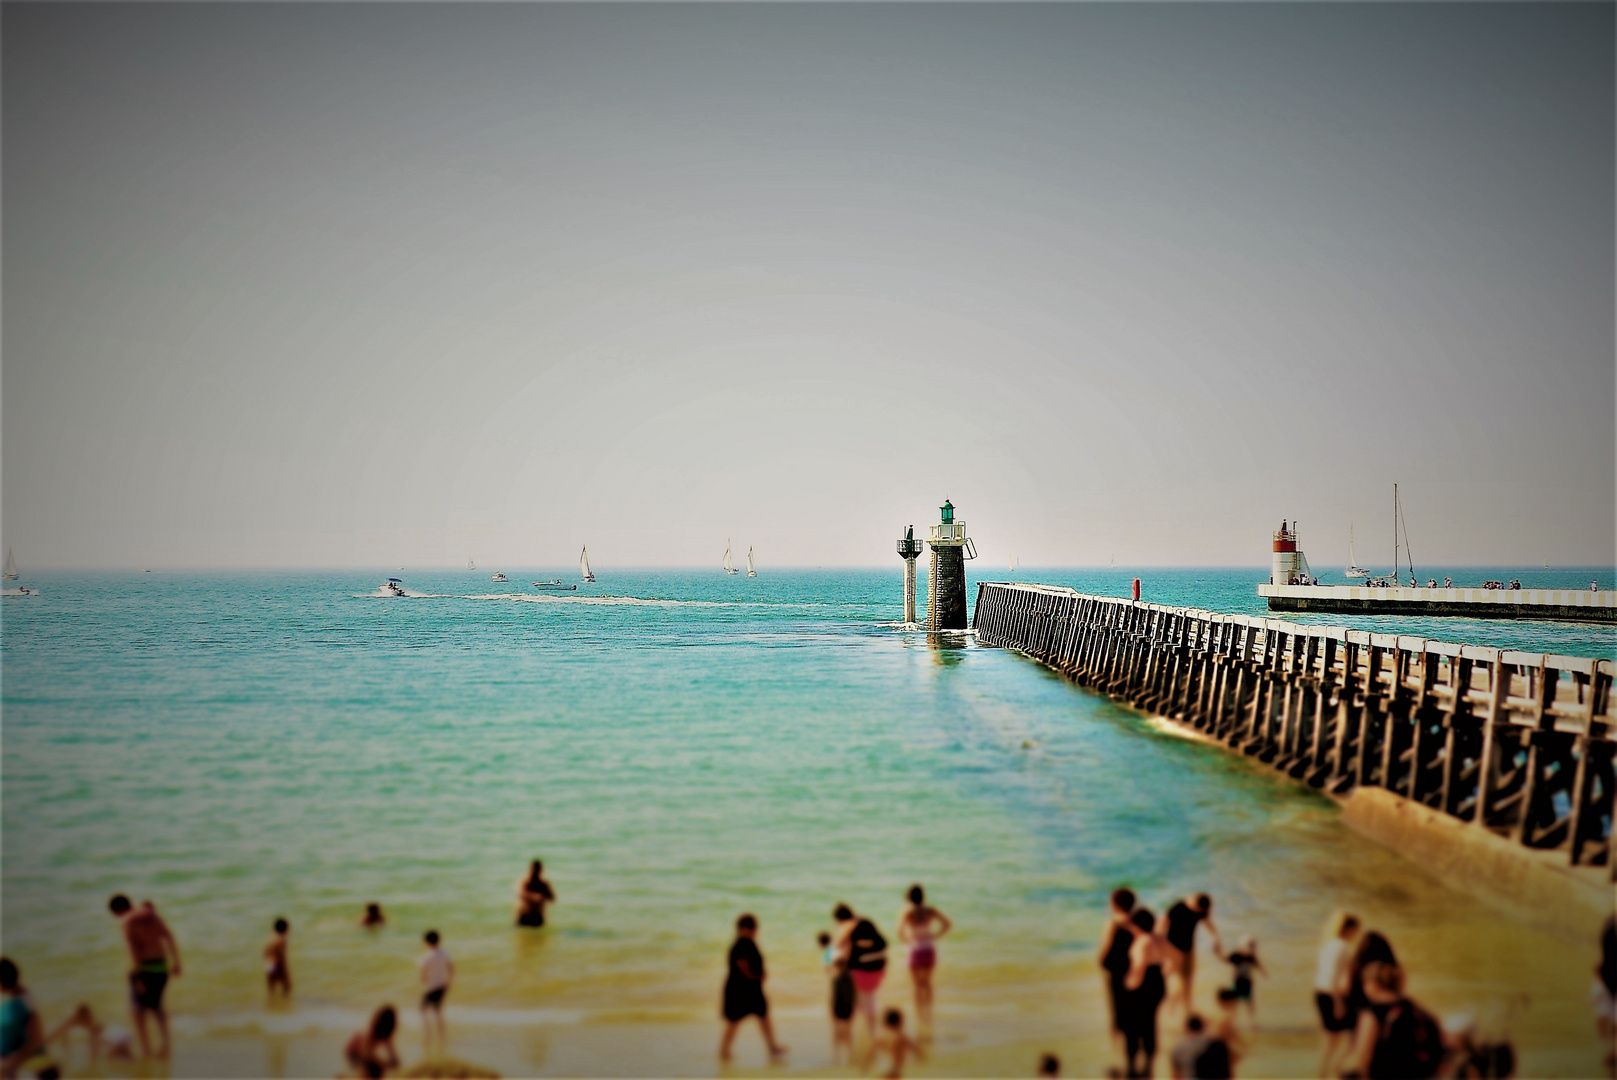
[4,3,1612,569]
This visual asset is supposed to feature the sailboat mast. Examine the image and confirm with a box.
[1393,484,1399,583]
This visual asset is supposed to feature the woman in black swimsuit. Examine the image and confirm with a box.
[515,860,555,928]
[1121,908,1167,1080]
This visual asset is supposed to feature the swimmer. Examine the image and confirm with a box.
[1038,1052,1060,1077]
[361,902,386,930]
[264,918,291,998]
[897,884,952,1033]
[515,860,556,928]
[863,1007,924,1079]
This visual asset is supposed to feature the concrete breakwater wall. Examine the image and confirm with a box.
[972,582,1616,935]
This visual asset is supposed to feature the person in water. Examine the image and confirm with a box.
[0,959,45,1080]
[344,1005,399,1079]
[515,860,556,928]
[1099,887,1139,1053]
[821,934,854,1065]
[1316,912,1362,1077]
[418,930,453,1055]
[44,1004,134,1065]
[837,904,890,1047]
[863,1007,923,1079]
[1216,936,1266,1025]
[107,895,181,1059]
[361,902,386,930]
[1162,893,1220,1017]
[264,918,291,998]
[1037,1052,1060,1078]
[897,884,952,1033]
[719,914,786,1063]
[1121,907,1168,1080]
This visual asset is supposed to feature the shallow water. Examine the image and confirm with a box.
[1,568,1610,1076]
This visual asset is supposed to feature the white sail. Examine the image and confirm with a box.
[468,556,476,571]
[580,546,595,582]
[746,546,756,577]
[2,548,15,581]
[1009,554,1015,572]
[723,541,736,574]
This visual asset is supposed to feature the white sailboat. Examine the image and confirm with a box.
[2,548,16,581]
[722,540,738,575]
[746,546,757,578]
[1008,554,1015,573]
[468,556,476,571]
[1344,525,1370,579]
[580,546,596,583]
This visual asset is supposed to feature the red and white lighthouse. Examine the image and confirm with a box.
[1270,521,1313,585]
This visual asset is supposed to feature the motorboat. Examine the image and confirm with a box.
[533,580,578,592]
[1,586,37,597]
[491,573,508,584]
[379,578,405,597]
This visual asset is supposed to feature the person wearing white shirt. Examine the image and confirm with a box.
[418,930,454,1055]
[1314,912,1360,1078]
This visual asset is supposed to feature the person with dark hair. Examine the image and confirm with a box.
[515,860,555,928]
[844,908,890,1047]
[344,1005,399,1079]
[1595,915,1617,1077]
[1100,888,1139,1054]
[1,959,45,1080]
[1037,1052,1060,1077]
[821,933,854,1064]
[1163,893,1221,1017]
[107,896,181,1059]
[1215,937,1265,1025]
[418,930,453,1054]
[1316,912,1362,1077]
[1170,1014,1211,1080]
[897,884,952,1033]
[719,914,785,1063]
[361,903,386,930]
[1345,930,1398,1024]
[264,918,291,998]
[1122,908,1168,1079]
[863,1007,923,1079]
[1345,962,1444,1080]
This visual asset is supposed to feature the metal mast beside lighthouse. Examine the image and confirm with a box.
[897,525,923,625]
[926,499,975,630]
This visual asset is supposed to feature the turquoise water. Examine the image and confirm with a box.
[1,568,1610,1076]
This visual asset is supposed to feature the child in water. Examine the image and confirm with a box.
[264,918,291,998]
[46,1004,134,1064]
[1216,937,1266,1026]
[864,1008,924,1079]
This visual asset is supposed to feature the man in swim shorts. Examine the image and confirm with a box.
[107,895,181,1059]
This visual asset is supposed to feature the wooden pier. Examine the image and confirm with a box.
[972,582,1616,891]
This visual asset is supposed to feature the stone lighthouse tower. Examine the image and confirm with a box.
[897,525,923,625]
[926,499,974,630]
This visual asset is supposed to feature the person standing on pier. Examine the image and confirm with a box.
[1163,894,1221,1017]
[1122,908,1168,1080]
[1100,888,1138,1052]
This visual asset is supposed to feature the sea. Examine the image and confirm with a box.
[2,566,1612,1077]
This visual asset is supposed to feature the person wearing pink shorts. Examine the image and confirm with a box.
[834,903,889,1045]
[898,884,952,1033]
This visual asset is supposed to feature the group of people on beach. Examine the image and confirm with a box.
[719,884,951,1078]
[4,870,1613,1079]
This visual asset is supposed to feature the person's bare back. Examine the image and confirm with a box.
[122,905,179,972]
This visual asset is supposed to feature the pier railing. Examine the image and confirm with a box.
[973,582,1615,878]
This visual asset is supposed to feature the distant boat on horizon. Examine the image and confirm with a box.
[746,546,757,578]
[533,579,578,591]
[491,572,508,583]
[581,546,596,583]
[723,541,738,575]
[468,556,476,571]
[2,548,17,581]
[379,578,405,597]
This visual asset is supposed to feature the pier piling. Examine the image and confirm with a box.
[972,582,1616,898]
